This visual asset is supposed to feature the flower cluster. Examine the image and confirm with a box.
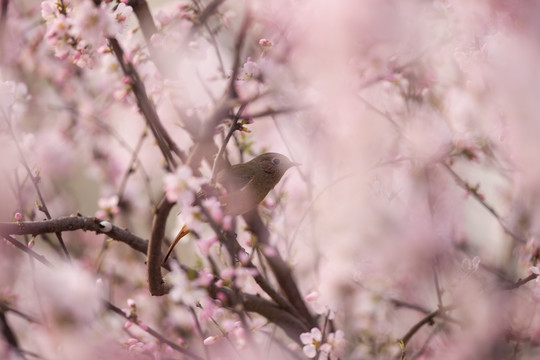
[41,0,132,68]
[300,327,346,360]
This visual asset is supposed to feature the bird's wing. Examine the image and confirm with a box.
[217,164,254,192]
[219,178,260,216]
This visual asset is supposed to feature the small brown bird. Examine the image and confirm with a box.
[162,152,298,264]
[217,152,299,216]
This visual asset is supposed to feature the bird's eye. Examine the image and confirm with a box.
[272,158,280,165]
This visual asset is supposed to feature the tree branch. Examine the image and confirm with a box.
[1,234,54,268]
[400,305,456,347]
[242,210,315,329]
[0,310,27,360]
[108,37,185,169]
[106,300,203,360]
[504,273,538,290]
[4,116,71,261]
[0,216,148,255]
[147,197,174,295]
[442,163,524,243]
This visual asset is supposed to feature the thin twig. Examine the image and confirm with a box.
[3,117,71,261]
[442,163,525,243]
[412,325,442,359]
[116,128,149,205]
[504,273,538,290]
[0,234,54,268]
[0,310,27,360]
[210,103,247,183]
[400,305,455,347]
[433,265,444,309]
[91,116,155,207]
[195,0,225,27]
[228,11,250,98]
[185,12,250,173]
[0,303,40,325]
[389,298,431,314]
[204,21,226,78]
[231,106,306,120]
[189,306,210,360]
[106,301,204,360]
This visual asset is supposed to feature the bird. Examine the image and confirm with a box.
[162,152,299,264]
[217,152,299,216]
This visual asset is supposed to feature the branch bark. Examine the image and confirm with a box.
[0,216,148,255]
[147,197,174,295]
[108,37,185,169]
[242,210,315,328]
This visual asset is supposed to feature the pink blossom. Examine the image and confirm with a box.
[216,292,227,303]
[114,3,133,24]
[300,327,322,358]
[41,1,57,23]
[234,267,258,290]
[127,340,144,352]
[259,38,273,48]
[203,335,219,345]
[222,215,233,231]
[240,57,259,80]
[196,236,218,256]
[125,338,139,346]
[320,330,346,360]
[197,297,219,323]
[305,291,319,302]
[167,264,206,306]
[97,195,120,218]
[197,268,214,287]
[238,251,250,265]
[201,197,224,223]
[220,267,235,280]
[163,166,203,205]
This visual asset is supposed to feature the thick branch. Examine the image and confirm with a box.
[0,216,148,255]
[195,0,225,27]
[147,197,175,295]
[108,37,185,168]
[242,210,315,328]
[126,0,157,43]
[211,287,308,342]
[126,0,182,80]
[0,310,26,360]
[197,202,303,321]
[0,0,8,64]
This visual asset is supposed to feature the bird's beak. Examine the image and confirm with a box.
[290,162,301,167]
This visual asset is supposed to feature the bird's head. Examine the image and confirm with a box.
[253,152,299,187]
